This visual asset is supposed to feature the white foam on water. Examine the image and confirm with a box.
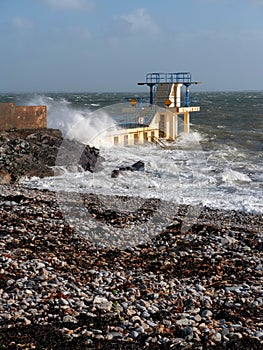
[23,129,261,214]
[65,110,118,147]
[22,96,262,215]
[222,169,252,184]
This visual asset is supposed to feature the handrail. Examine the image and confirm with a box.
[150,135,167,148]
[137,103,158,125]
[112,102,157,127]
[146,72,192,84]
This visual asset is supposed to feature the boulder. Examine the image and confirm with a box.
[111,160,145,178]
[130,160,145,172]
[0,128,104,183]
[0,170,11,184]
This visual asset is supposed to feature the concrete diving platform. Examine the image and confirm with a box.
[97,72,201,147]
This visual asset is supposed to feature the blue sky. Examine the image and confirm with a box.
[1,0,263,92]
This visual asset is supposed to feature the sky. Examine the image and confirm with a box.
[1,0,263,92]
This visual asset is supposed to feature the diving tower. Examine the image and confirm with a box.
[95,72,200,147]
[137,72,200,136]
[138,72,200,108]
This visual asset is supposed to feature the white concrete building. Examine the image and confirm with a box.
[99,72,200,147]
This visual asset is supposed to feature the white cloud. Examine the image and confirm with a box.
[12,17,34,30]
[42,0,95,11]
[117,8,159,35]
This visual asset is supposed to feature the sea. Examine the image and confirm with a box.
[0,91,262,217]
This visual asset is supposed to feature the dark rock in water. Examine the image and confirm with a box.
[57,139,105,173]
[111,169,120,178]
[80,145,104,173]
[119,166,133,172]
[0,128,104,183]
[111,160,145,178]
[131,160,145,172]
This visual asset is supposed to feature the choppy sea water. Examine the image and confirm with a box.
[0,91,262,214]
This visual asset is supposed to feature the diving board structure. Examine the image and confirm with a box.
[98,72,201,147]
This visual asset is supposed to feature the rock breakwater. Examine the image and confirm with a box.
[0,185,262,349]
[0,129,104,184]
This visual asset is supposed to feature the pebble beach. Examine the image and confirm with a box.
[0,184,262,349]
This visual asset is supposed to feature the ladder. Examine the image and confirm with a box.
[150,135,167,148]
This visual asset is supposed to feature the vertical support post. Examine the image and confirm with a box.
[168,113,173,140]
[139,130,144,144]
[148,83,155,105]
[184,112,190,134]
[174,114,178,139]
[118,134,124,146]
[154,129,159,139]
[137,82,155,104]
[173,83,182,107]
[165,114,170,139]
[185,84,190,107]
[167,112,178,140]
[128,133,134,146]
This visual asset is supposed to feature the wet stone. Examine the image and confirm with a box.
[201,310,213,318]
[176,318,190,326]
[0,184,262,350]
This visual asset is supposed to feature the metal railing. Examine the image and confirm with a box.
[112,101,158,128]
[150,135,167,148]
[146,72,192,84]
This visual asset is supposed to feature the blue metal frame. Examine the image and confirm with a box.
[112,102,158,129]
[114,72,199,128]
[146,72,192,84]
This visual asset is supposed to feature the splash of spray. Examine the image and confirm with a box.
[66,110,118,147]
[25,94,117,146]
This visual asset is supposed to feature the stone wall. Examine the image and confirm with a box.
[0,102,47,130]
